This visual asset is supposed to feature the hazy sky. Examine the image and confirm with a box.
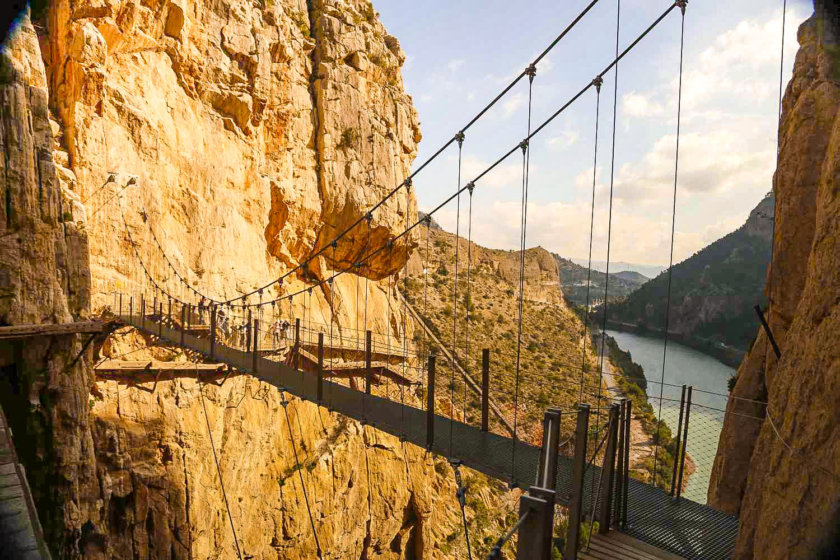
[375,0,810,267]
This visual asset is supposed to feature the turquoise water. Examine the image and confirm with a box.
[605,330,736,504]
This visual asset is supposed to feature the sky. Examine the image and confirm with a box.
[375,0,810,268]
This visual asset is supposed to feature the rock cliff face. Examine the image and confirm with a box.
[0,1,511,558]
[0,16,104,556]
[709,6,840,558]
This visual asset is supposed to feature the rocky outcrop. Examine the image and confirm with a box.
[0,15,104,556]
[709,5,840,558]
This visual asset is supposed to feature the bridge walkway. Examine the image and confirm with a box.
[0,405,51,559]
[112,311,737,560]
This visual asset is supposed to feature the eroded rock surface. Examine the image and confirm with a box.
[709,8,840,558]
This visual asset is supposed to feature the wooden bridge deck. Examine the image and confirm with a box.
[115,312,738,560]
[581,532,686,560]
[0,407,50,559]
[0,320,108,340]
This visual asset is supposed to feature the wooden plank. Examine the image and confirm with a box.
[95,360,226,373]
[0,320,107,339]
[0,483,25,501]
[608,532,687,560]
[580,533,687,560]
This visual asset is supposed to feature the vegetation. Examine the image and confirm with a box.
[607,193,773,351]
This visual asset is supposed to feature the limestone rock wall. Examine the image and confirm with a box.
[708,6,840,558]
[0,15,104,557]
[43,0,420,339]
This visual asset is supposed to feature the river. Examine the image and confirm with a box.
[605,330,736,504]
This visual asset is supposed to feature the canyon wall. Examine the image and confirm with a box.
[0,16,104,556]
[708,4,840,558]
[0,1,516,558]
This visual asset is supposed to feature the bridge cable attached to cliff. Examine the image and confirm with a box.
[198,377,245,560]
[758,0,788,372]
[652,0,687,485]
[122,0,683,321]
[119,0,609,312]
[279,390,324,559]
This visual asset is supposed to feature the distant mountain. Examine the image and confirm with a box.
[555,255,645,307]
[607,192,774,354]
[613,270,649,284]
[571,259,666,279]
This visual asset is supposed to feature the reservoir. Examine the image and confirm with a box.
[605,330,737,504]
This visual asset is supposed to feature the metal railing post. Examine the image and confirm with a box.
[614,399,627,525]
[622,399,631,527]
[210,306,217,360]
[564,404,590,560]
[675,386,692,499]
[317,332,324,403]
[129,296,134,324]
[246,310,252,351]
[671,385,687,496]
[516,489,555,560]
[481,348,490,432]
[294,318,300,370]
[140,294,146,329]
[158,301,163,338]
[426,353,436,450]
[597,404,620,534]
[119,293,123,318]
[252,318,259,373]
[180,305,186,346]
[365,330,372,395]
[537,408,561,489]
[168,297,172,326]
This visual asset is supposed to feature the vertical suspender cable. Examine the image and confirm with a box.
[199,383,244,560]
[653,0,686,486]
[449,133,465,457]
[597,0,621,435]
[511,64,536,481]
[280,392,323,558]
[580,78,603,403]
[464,184,474,423]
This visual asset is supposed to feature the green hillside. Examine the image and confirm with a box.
[607,193,773,352]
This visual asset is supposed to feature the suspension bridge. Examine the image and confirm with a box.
[2,0,796,557]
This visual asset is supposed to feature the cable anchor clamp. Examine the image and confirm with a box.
[365,212,373,223]
[525,63,537,82]
[466,181,475,196]
[593,75,603,92]
[455,131,465,146]
[405,177,413,190]
[676,0,687,14]
[519,139,529,153]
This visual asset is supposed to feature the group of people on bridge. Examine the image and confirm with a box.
[196,297,291,348]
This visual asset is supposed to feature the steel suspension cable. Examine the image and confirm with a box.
[450,133,465,458]
[199,382,244,560]
[511,64,536,482]
[596,0,622,436]
[280,391,323,559]
[653,0,687,486]
[580,78,603,404]
[464,185,474,423]
[761,0,787,372]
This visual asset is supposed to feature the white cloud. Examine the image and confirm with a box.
[622,91,664,118]
[537,56,554,74]
[447,58,466,73]
[546,130,580,150]
[460,155,524,189]
[503,92,525,118]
